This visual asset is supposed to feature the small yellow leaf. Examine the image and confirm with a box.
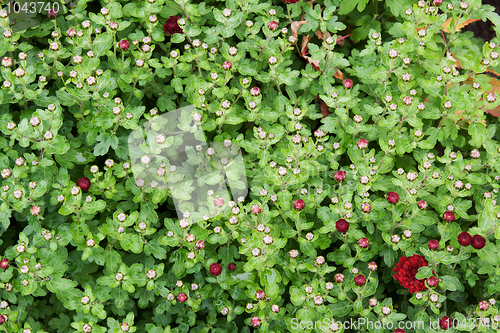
[442,18,481,33]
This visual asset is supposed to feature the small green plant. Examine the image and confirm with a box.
[1,0,500,332]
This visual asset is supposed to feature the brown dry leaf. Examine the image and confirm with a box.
[316,96,331,118]
[333,68,343,80]
[442,18,481,33]
[315,30,331,40]
[301,35,311,56]
[303,56,321,71]
[291,20,308,38]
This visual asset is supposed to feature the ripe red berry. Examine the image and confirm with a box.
[472,235,486,249]
[343,79,353,89]
[77,177,91,192]
[439,316,451,330]
[458,231,472,246]
[293,199,305,211]
[336,219,349,233]
[387,192,399,204]
[428,276,439,287]
[209,263,222,276]
[417,200,427,210]
[0,258,8,269]
[358,237,369,248]
[334,170,346,182]
[443,211,455,222]
[177,293,187,303]
[228,263,236,271]
[428,239,439,250]
[354,274,366,286]
[118,40,129,51]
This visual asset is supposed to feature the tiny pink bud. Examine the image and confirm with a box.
[268,21,278,31]
[343,79,353,89]
[119,40,130,51]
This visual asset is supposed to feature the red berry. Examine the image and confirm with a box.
[0,258,9,269]
[472,235,486,249]
[358,238,369,248]
[428,239,439,250]
[443,211,455,222]
[293,199,305,211]
[343,79,353,89]
[354,274,366,286]
[440,316,451,330]
[334,170,346,182]
[417,200,427,210]
[427,276,439,287]
[228,263,236,271]
[387,192,399,204]
[209,263,222,276]
[336,219,349,233]
[177,293,187,303]
[118,40,130,51]
[77,177,91,192]
[357,139,368,149]
[458,231,472,246]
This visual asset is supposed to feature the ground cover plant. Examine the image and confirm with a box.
[2,0,500,332]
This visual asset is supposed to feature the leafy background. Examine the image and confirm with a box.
[1,0,500,332]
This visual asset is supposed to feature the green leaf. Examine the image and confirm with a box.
[477,243,500,265]
[94,33,114,57]
[468,122,487,147]
[104,249,122,272]
[415,266,432,280]
[385,0,416,17]
[441,276,464,291]
[47,277,77,293]
[328,301,353,317]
